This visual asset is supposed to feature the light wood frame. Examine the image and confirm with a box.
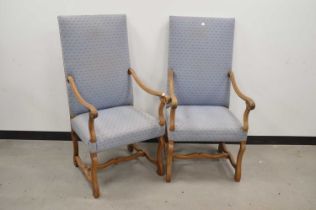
[165,69,255,183]
[67,68,168,198]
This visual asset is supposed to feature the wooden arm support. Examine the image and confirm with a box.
[67,75,98,143]
[168,69,178,131]
[228,71,255,132]
[128,68,169,126]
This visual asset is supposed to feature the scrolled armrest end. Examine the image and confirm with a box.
[248,100,255,110]
[89,108,98,119]
[171,97,178,109]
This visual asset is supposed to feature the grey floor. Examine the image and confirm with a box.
[0,140,315,210]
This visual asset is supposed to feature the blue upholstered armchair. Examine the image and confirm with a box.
[58,15,168,198]
[165,16,255,182]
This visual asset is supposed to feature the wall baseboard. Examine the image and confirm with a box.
[0,130,315,145]
[0,131,71,140]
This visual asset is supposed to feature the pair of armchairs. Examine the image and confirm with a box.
[58,15,255,198]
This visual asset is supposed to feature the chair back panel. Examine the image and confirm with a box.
[58,15,132,116]
[169,16,235,107]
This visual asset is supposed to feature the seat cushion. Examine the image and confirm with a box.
[71,106,164,152]
[167,106,246,142]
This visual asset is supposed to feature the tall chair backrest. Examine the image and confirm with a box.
[58,15,132,116]
[168,16,235,107]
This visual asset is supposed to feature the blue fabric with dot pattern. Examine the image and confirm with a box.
[169,16,235,106]
[58,15,165,152]
[167,16,246,143]
[58,15,132,116]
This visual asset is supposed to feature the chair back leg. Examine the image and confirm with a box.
[166,140,174,182]
[218,142,224,153]
[127,144,134,152]
[156,136,165,176]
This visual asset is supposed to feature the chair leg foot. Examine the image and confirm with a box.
[90,153,100,198]
[166,140,174,183]
[156,136,164,176]
[234,141,246,182]
[71,131,79,167]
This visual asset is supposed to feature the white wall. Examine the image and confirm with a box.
[0,0,315,136]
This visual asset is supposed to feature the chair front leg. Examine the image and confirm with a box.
[156,136,164,176]
[90,153,100,198]
[234,141,246,182]
[166,140,174,182]
[71,131,79,167]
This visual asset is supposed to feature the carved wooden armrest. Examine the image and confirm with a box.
[128,68,169,126]
[228,71,255,132]
[67,75,98,143]
[168,69,178,131]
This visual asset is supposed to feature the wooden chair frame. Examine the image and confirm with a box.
[165,69,255,183]
[67,68,169,198]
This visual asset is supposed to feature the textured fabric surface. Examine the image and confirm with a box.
[168,16,235,107]
[167,106,246,142]
[58,15,132,116]
[71,106,164,152]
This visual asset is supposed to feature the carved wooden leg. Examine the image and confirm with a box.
[90,153,100,198]
[71,131,79,167]
[234,141,246,182]
[156,136,164,176]
[127,144,134,153]
[166,140,174,183]
[163,135,168,158]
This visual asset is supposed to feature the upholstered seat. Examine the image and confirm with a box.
[167,106,246,142]
[72,106,164,152]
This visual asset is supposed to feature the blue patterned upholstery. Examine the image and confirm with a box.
[58,15,165,152]
[58,15,132,116]
[167,16,245,142]
[169,16,235,106]
[72,106,164,152]
[167,106,246,142]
